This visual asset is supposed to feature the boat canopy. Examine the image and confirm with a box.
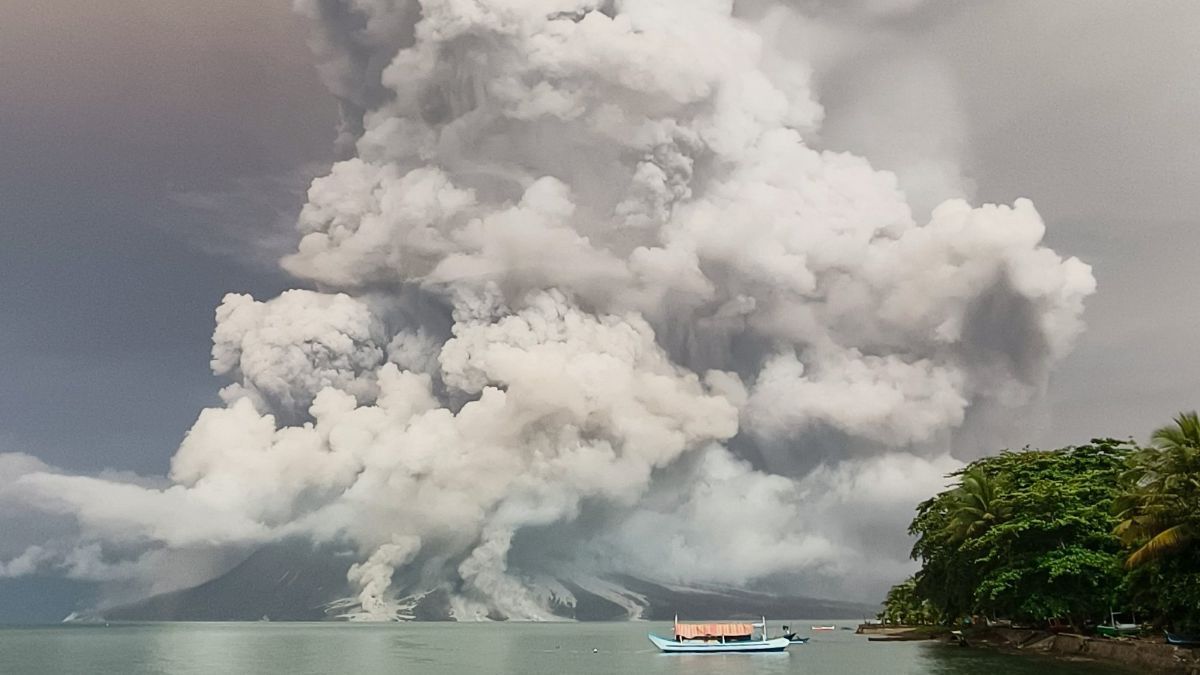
[675,623,754,639]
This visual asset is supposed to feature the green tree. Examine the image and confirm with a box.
[909,475,983,622]
[879,576,939,625]
[945,467,1010,543]
[1114,412,1200,631]
[908,441,1134,627]
[969,442,1130,627]
[1115,412,1200,568]
[890,418,1200,633]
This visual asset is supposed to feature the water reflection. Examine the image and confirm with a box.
[0,622,1132,675]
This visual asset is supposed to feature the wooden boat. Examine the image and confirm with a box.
[867,634,934,642]
[1096,610,1140,638]
[648,617,790,653]
[1096,623,1139,638]
[1165,631,1200,647]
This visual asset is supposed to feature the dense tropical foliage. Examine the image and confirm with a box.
[1116,412,1200,568]
[1115,412,1200,631]
[881,412,1200,633]
[878,577,938,626]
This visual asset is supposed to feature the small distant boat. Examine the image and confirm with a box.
[1166,631,1200,647]
[648,616,790,653]
[778,625,808,644]
[811,625,836,631]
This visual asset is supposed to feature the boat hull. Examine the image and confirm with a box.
[648,634,790,653]
[1166,631,1200,647]
[1096,625,1139,638]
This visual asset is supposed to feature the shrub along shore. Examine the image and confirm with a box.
[879,412,1200,670]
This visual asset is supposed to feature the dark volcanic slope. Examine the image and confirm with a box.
[616,576,876,620]
[103,541,353,621]
[98,542,876,621]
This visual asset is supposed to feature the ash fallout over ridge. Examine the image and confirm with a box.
[0,0,1094,620]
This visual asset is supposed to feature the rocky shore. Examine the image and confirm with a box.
[858,623,1200,672]
[967,628,1200,673]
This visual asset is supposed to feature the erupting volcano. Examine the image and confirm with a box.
[4,0,1094,621]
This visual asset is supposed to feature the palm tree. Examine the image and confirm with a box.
[1115,412,1200,568]
[945,467,1009,542]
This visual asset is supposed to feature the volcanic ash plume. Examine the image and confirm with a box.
[2,0,1095,618]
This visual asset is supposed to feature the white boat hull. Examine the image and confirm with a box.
[647,634,790,653]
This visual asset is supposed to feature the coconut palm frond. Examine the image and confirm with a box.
[1152,412,1200,451]
[943,467,1008,543]
[1125,524,1194,569]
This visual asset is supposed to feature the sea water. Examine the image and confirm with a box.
[0,621,1132,674]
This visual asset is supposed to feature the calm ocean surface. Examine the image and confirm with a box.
[0,621,1131,674]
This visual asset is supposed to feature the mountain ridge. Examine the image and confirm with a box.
[84,542,877,622]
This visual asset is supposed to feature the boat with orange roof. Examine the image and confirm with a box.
[648,616,791,653]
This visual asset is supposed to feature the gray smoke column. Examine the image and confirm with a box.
[3,0,1095,618]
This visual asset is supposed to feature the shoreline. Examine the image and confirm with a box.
[869,625,1200,674]
[976,628,1200,674]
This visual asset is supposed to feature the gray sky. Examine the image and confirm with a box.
[0,0,331,473]
[1,1,1196,472]
[938,2,1200,446]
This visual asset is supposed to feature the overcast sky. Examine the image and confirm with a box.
[1,0,1197,474]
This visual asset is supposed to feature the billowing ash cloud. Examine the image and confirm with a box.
[1,0,1094,618]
